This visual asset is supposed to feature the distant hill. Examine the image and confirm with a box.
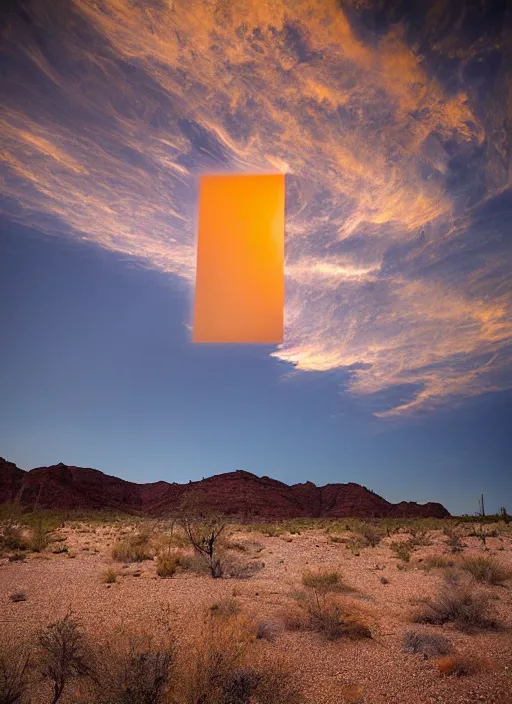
[0,457,450,519]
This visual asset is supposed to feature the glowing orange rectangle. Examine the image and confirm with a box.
[193,173,284,343]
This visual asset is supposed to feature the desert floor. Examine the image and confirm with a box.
[1,517,511,703]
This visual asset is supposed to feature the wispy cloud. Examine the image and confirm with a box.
[1,0,511,415]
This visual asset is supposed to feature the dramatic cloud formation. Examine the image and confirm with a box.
[1,0,511,415]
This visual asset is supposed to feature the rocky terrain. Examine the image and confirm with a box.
[0,457,449,519]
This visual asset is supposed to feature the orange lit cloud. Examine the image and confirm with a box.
[1,0,511,415]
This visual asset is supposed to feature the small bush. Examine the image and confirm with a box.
[302,569,354,594]
[461,556,512,585]
[8,553,25,562]
[39,612,92,704]
[356,524,383,547]
[421,556,455,571]
[9,591,27,603]
[435,654,481,677]
[0,525,28,552]
[103,569,117,584]
[297,593,371,641]
[177,553,210,575]
[412,586,499,632]
[443,527,465,554]
[209,598,240,619]
[0,644,31,704]
[222,555,265,580]
[112,533,152,563]
[155,552,182,578]
[93,635,174,704]
[255,620,280,642]
[402,631,452,658]
[30,518,49,553]
[390,541,413,562]
[52,545,68,554]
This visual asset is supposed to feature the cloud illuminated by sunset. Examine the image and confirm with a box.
[1,0,511,415]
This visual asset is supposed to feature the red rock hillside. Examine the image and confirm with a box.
[0,458,450,519]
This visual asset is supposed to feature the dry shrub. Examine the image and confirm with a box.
[302,569,354,594]
[111,532,152,563]
[402,631,452,658]
[172,612,255,703]
[173,611,300,704]
[103,569,117,584]
[279,604,309,632]
[0,644,32,704]
[435,653,491,677]
[9,591,27,603]
[390,541,414,562]
[420,556,456,571]
[254,620,280,642]
[92,633,174,704]
[39,612,92,704]
[412,585,499,632]
[222,554,265,579]
[443,527,465,554]
[178,553,210,575]
[112,531,153,562]
[156,552,184,579]
[305,593,372,641]
[355,523,383,547]
[461,556,512,585]
[209,598,241,619]
[0,524,28,552]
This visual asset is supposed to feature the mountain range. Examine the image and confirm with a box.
[0,457,450,519]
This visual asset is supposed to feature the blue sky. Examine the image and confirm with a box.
[1,1,511,515]
[1,220,511,515]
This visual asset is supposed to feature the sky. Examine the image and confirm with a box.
[1,0,511,515]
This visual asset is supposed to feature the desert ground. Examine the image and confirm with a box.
[1,514,511,704]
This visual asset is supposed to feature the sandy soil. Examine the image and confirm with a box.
[1,520,511,704]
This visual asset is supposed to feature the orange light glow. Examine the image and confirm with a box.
[193,173,284,343]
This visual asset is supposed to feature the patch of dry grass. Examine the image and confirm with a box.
[111,532,153,563]
[302,569,354,594]
[461,556,512,585]
[412,585,500,632]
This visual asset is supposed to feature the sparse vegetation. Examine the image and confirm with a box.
[402,631,452,658]
[420,555,456,571]
[9,590,27,603]
[92,634,174,704]
[390,540,414,562]
[412,585,499,632]
[435,654,484,677]
[179,502,227,578]
[209,598,241,619]
[302,569,354,594]
[461,556,512,585]
[112,531,153,563]
[443,527,465,554]
[38,612,92,704]
[155,551,183,578]
[103,568,118,584]
[0,645,31,704]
